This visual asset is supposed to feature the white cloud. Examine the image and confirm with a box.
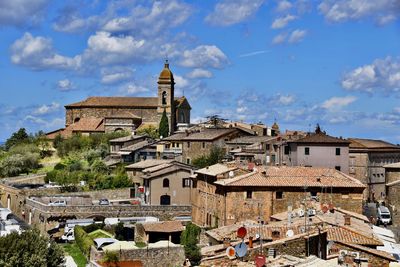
[272,33,287,44]
[24,115,64,129]
[10,33,81,71]
[321,96,357,110]
[288,29,307,43]
[57,79,74,91]
[120,83,149,96]
[342,57,400,94]
[0,0,49,27]
[271,14,297,29]
[33,102,61,115]
[277,94,296,105]
[205,0,265,26]
[101,67,134,84]
[174,75,190,90]
[239,50,269,58]
[186,68,213,79]
[319,0,399,24]
[180,45,229,69]
[102,0,192,37]
[276,0,293,12]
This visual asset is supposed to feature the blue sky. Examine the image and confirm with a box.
[1,0,400,143]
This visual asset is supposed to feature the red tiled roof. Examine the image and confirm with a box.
[289,133,350,144]
[334,241,396,261]
[143,221,184,233]
[69,117,104,132]
[349,138,400,150]
[215,167,365,188]
[66,96,158,108]
[327,226,382,246]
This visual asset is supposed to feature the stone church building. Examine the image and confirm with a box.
[48,61,191,138]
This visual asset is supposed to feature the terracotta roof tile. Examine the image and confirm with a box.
[143,221,184,233]
[165,128,239,141]
[289,133,350,144]
[327,227,383,246]
[215,167,365,188]
[334,241,396,261]
[349,138,400,150]
[66,96,159,108]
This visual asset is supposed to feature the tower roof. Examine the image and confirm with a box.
[158,60,174,83]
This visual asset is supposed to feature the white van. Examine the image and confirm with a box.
[377,206,392,225]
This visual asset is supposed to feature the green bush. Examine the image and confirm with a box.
[74,226,94,258]
[192,146,225,168]
[181,222,201,265]
[82,223,105,233]
[0,229,64,267]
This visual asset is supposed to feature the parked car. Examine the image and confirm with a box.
[99,198,110,205]
[61,229,74,242]
[377,206,392,225]
[49,200,67,206]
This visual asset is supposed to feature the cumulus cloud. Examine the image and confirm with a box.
[119,83,149,96]
[180,45,229,69]
[288,29,307,43]
[57,79,74,91]
[319,0,399,24]
[24,115,64,129]
[271,14,297,29]
[10,33,81,71]
[102,0,191,37]
[272,33,288,44]
[101,67,134,84]
[342,57,400,94]
[321,96,357,110]
[186,68,213,79]
[276,0,293,12]
[33,102,61,115]
[0,0,49,27]
[205,0,265,26]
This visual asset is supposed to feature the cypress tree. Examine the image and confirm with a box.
[159,109,169,138]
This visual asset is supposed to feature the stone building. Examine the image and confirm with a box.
[384,162,400,226]
[191,164,365,228]
[49,61,190,138]
[348,138,400,201]
[125,159,195,205]
[283,131,350,173]
[162,127,254,164]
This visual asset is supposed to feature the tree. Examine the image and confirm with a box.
[136,125,159,139]
[5,128,30,150]
[159,109,169,138]
[180,222,201,265]
[192,146,225,168]
[0,229,64,267]
[102,251,120,267]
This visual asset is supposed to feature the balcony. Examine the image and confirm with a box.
[163,147,182,154]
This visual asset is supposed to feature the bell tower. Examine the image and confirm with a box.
[157,60,175,134]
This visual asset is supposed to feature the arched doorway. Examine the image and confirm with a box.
[160,195,170,205]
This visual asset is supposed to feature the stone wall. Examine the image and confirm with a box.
[332,242,393,267]
[90,245,185,267]
[386,182,400,226]
[66,107,159,126]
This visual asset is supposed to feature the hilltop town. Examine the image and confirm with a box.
[1,62,400,267]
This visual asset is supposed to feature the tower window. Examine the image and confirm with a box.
[162,91,167,105]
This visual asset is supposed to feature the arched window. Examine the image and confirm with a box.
[160,194,171,205]
[162,91,167,105]
[114,128,123,132]
[163,178,170,188]
[74,117,80,123]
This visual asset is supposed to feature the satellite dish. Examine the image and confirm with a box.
[145,191,150,196]
[229,171,234,178]
[286,229,294,237]
[255,233,260,239]
[255,255,266,267]
[237,227,247,239]
[298,209,305,217]
[226,246,236,259]
[235,242,248,258]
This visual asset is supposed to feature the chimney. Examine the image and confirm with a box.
[344,215,351,226]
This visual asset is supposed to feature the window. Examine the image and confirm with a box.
[335,166,341,171]
[182,178,191,188]
[202,142,206,149]
[336,148,341,156]
[163,178,169,188]
[162,91,167,105]
[284,146,290,155]
[276,191,283,199]
[187,142,190,148]
[305,147,310,155]
[186,158,191,164]
[272,231,280,238]
[246,191,252,199]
